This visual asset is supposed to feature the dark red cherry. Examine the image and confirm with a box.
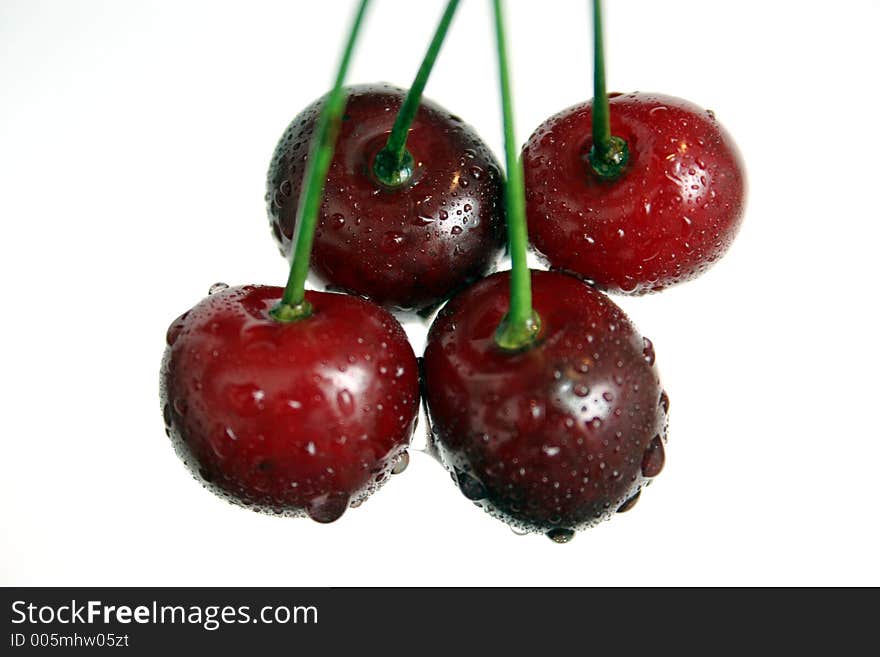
[523,92,745,294]
[267,83,505,312]
[160,284,419,522]
[422,270,668,539]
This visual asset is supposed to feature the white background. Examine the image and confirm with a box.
[2,0,878,586]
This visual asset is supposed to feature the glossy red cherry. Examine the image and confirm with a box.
[267,83,505,312]
[422,270,668,540]
[523,92,745,294]
[161,284,419,522]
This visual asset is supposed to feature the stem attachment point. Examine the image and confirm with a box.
[372,146,415,188]
[588,134,629,180]
[269,300,313,323]
[495,310,542,353]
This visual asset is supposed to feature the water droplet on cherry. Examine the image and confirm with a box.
[381,231,406,253]
[546,528,575,544]
[617,489,641,513]
[643,337,656,365]
[337,389,355,415]
[641,436,665,477]
[659,390,670,415]
[305,491,350,523]
[208,282,229,295]
[455,468,487,501]
[392,451,409,475]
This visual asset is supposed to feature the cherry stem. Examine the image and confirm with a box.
[492,0,540,352]
[271,0,370,322]
[588,0,629,180]
[372,0,460,188]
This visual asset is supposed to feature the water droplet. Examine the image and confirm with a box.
[173,398,188,415]
[165,313,188,346]
[305,491,350,523]
[162,403,173,427]
[224,383,266,417]
[642,337,656,365]
[412,214,434,226]
[469,166,483,179]
[642,436,665,477]
[546,528,575,544]
[381,231,406,253]
[451,225,463,236]
[617,490,641,513]
[528,400,546,424]
[455,468,487,500]
[337,389,355,415]
[659,390,670,415]
[331,213,346,229]
[208,282,229,295]
[392,451,409,475]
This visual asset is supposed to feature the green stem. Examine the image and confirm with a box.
[492,0,540,352]
[587,0,629,180]
[271,0,370,322]
[372,0,460,188]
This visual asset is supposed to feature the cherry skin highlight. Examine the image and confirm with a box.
[160,284,419,522]
[267,83,505,312]
[523,92,745,294]
[422,270,669,540]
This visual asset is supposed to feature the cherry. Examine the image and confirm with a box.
[161,284,419,522]
[523,93,745,294]
[267,83,505,312]
[422,3,668,541]
[522,0,745,295]
[422,269,669,539]
[159,3,420,522]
